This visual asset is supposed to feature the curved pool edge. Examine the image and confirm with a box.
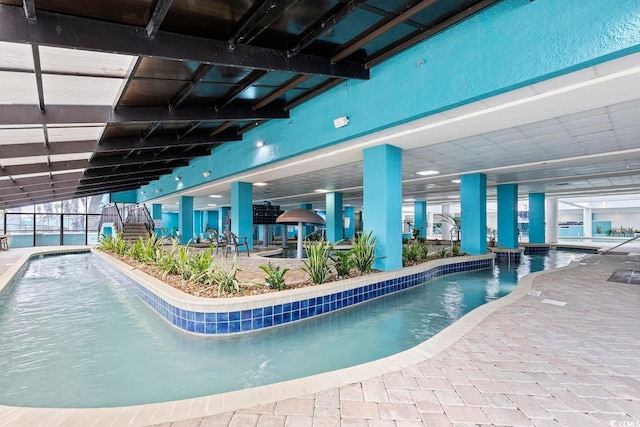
[0,248,583,426]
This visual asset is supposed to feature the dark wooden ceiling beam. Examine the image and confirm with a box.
[83,163,183,178]
[287,0,366,58]
[366,0,501,67]
[216,70,268,111]
[228,0,280,48]
[0,4,369,79]
[0,159,89,177]
[0,104,289,125]
[358,3,424,29]
[22,0,35,19]
[0,183,143,208]
[331,0,437,63]
[89,147,211,168]
[96,130,237,152]
[146,0,173,38]
[0,141,96,159]
[0,172,159,197]
[168,64,214,110]
[253,74,312,110]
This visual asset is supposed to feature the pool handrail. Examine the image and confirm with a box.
[601,233,640,254]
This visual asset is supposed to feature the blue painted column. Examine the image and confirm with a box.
[344,206,355,239]
[461,173,487,255]
[193,210,203,237]
[231,182,253,250]
[529,193,546,243]
[178,196,193,245]
[497,184,518,248]
[363,144,402,271]
[206,211,218,232]
[151,204,162,235]
[326,192,343,243]
[301,203,314,238]
[219,206,231,233]
[414,201,427,239]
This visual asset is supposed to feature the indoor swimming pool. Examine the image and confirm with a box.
[0,250,585,408]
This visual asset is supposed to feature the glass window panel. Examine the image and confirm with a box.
[48,126,104,142]
[35,214,61,246]
[42,75,125,105]
[0,127,44,145]
[0,71,39,104]
[61,198,87,214]
[87,196,104,214]
[5,213,34,248]
[0,41,34,70]
[35,201,63,214]
[39,46,134,77]
[87,214,101,245]
[63,214,86,245]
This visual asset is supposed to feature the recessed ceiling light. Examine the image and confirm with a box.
[314,189,329,193]
[254,182,268,186]
[447,195,458,199]
[417,170,439,176]
[209,194,222,198]
[404,198,416,202]
[207,203,217,207]
[451,179,461,184]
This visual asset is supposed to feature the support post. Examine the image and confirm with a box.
[461,173,487,255]
[231,182,253,251]
[497,184,518,248]
[178,196,193,245]
[529,193,546,244]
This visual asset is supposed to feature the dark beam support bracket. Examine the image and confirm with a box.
[0,4,368,79]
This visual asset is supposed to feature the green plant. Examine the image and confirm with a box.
[402,243,420,264]
[352,230,377,274]
[98,233,129,256]
[596,225,603,234]
[259,261,289,290]
[412,226,422,240]
[451,241,460,256]
[331,250,354,277]
[301,238,333,284]
[175,245,192,281]
[435,246,449,258]
[203,256,241,296]
[156,239,180,278]
[417,243,431,260]
[188,248,214,283]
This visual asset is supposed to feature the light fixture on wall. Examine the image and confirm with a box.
[416,170,439,176]
[451,179,461,184]
[175,175,181,181]
[202,171,211,178]
[256,141,265,148]
[140,190,146,194]
[155,189,162,194]
[333,116,349,128]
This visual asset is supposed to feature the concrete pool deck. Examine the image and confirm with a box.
[0,245,639,426]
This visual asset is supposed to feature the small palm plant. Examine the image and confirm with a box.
[301,238,333,284]
[352,230,376,274]
[259,261,289,290]
[331,250,354,278]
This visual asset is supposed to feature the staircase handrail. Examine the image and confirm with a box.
[97,203,124,235]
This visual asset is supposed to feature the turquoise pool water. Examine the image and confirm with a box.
[0,251,584,408]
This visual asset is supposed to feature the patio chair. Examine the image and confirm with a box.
[209,230,227,255]
[223,231,250,257]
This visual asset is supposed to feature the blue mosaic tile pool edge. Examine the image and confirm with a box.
[93,254,494,336]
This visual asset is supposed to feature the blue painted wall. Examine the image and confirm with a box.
[111,190,137,203]
[137,0,640,203]
[162,213,178,237]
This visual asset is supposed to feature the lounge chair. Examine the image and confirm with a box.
[208,229,227,255]
[223,231,250,257]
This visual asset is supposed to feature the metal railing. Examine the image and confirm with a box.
[601,234,640,255]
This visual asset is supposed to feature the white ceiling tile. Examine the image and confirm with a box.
[0,127,44,145]
[39,46,134,77]
[568,123,613,137]
[42,75,124,105]
[0,71,39,104]
[0,156,49,166]
[0,41,34,70]
[48,126,104,142]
